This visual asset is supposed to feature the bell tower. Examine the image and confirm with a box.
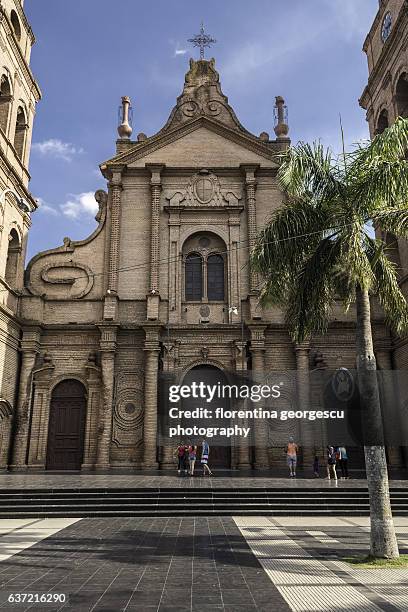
[360,1,408,374]
[0,0,41,292]
[0,0,41,414]
[359,0,407,135]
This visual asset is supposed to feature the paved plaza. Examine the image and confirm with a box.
[0,515,406,611]
[0,472,406,490]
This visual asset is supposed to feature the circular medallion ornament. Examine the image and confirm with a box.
[195,177,214,203]
[381,12,392,42]
[199,305,210,317]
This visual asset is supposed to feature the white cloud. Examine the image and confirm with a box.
[35,196,58,215]
[60,192,98,219]
[175,48,187,56]
[31,138,84,162]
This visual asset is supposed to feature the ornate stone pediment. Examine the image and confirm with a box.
[166,171,242,208]
[160,58,251,135]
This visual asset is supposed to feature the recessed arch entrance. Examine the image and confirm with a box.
[46,379,87,470]
[182,364,231,469]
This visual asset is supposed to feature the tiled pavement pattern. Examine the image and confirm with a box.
[0,516,407,611]
[0,473,406,490]
[235,516,408,611]
[0,519,80,563]
[0,517,290,612]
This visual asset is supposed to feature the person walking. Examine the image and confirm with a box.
[285,436,298,478]
[201,439,213,476]
[175,442,186,476]
[337,445,349,479]
[188,443,197,476]
[326,446,338,480]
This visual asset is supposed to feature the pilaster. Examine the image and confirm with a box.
[235,339,251,468]
[294,341,314,465]
[10,326,41,469]
[376,343,403,468]
[143,323,161,468]
[82,355,102,470]
[27,358,55,469]
[241,164,262,320]
[146,164,164,321]
[95,325,118,469]
[104,167,123,321]
[249,324,269,468]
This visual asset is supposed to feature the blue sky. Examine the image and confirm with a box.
[24,0,378,260]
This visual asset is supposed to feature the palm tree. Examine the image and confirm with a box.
[252,118,408,559]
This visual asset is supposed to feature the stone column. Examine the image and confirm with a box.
[27,364,54,469]
[10,327,41,469]
[228,211,242,322]
[95,325,117,469]
[82,356,102,470]
[376,346,402,468]
[146,164,164,321]
[249,325,269,468]
[143,324,161,468]
[241,165,262,320]
[160,340,179,468]
[295,342,314,466]
[103,168,123,321]
[235,340,251,469]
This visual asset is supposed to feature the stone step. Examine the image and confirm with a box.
[0,509,406,519]
[0,487,406,517]
[0,495,408,508]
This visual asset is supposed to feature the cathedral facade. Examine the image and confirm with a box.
[0,4,406,472]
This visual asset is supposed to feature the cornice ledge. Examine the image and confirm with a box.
[101,116,280,169]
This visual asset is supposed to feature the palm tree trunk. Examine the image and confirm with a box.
[356,286,399,559]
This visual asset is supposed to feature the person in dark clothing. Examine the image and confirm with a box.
[175,442,187,476]
[337,445,349,479]
[326,446,337,480]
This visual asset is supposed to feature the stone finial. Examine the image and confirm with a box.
[259,131,269,141]
[274,96,289,139]
[118,96,133,139]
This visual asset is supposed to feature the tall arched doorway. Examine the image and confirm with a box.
[183,365,231,469]
[46,380,86,470]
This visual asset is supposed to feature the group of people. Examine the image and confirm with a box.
[175,439,213,477]
[175,436,350,479]
[285,437,350,480]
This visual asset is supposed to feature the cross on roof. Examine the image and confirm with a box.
[188,22,217,60]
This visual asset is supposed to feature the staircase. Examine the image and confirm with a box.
[0,487,407,518]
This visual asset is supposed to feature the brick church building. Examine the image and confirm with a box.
[0,1,407,472]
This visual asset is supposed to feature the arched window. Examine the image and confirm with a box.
[5,228,21,288]
[396,73,408,118]
[207,254,225,301]
[185,253,203,301]
[10,10,21,41]
[376,109,389,135]
[14,106,27,160]
[0,74,12,134]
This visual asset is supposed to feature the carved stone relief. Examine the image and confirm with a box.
[166,171,241,209]
[112,373,143,449]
